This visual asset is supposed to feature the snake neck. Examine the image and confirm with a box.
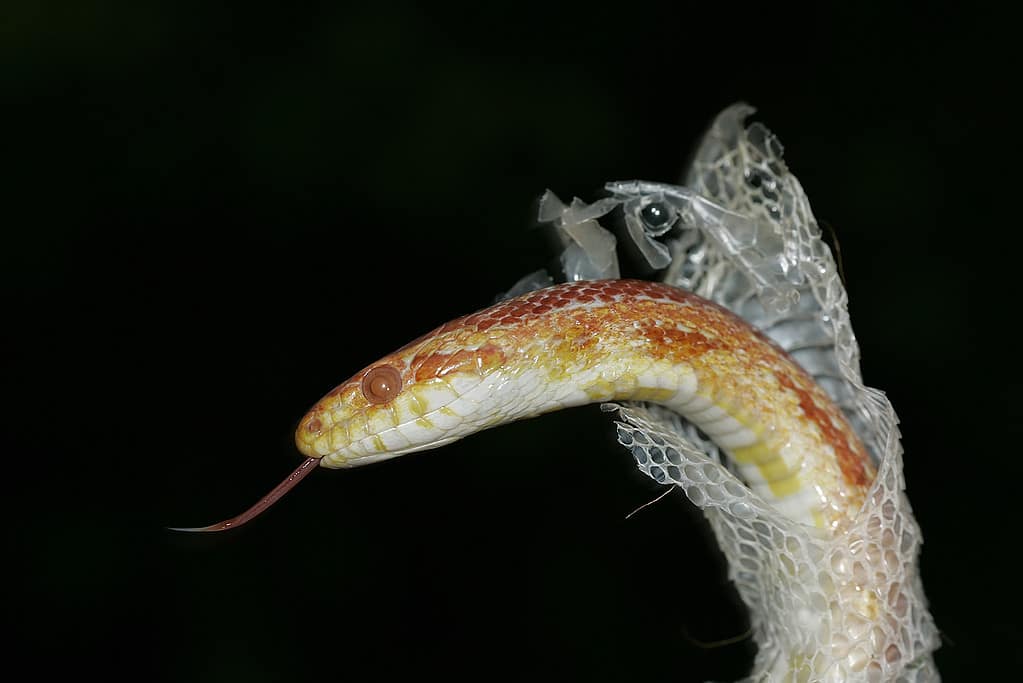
[489,287,872,532]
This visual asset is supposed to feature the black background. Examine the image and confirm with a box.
[6,3,1019,681]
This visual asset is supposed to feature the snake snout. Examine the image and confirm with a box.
[295,407,330,458]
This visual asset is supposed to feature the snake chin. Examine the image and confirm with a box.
[318,436,461,469]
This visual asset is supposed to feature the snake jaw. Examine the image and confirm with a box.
[318,436,463,468]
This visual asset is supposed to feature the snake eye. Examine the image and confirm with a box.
[361,365,403,404]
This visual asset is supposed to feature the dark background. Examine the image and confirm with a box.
[6,3,1018,681]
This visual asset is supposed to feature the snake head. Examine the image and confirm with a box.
[296,321,516,468]
[172,319,515,532]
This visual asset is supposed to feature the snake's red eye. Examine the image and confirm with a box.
[361,365,403,404]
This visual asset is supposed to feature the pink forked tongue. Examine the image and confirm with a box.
[169,457,319,532]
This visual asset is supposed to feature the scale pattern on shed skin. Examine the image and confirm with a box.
[297,279,875,532]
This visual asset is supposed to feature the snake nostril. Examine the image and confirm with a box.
[305,417,322,433]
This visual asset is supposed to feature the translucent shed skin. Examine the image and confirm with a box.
[180,279,875,533]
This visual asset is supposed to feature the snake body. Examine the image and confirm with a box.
[182,276,929,679]
[297,278,874,533]
[181,105,939,680]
